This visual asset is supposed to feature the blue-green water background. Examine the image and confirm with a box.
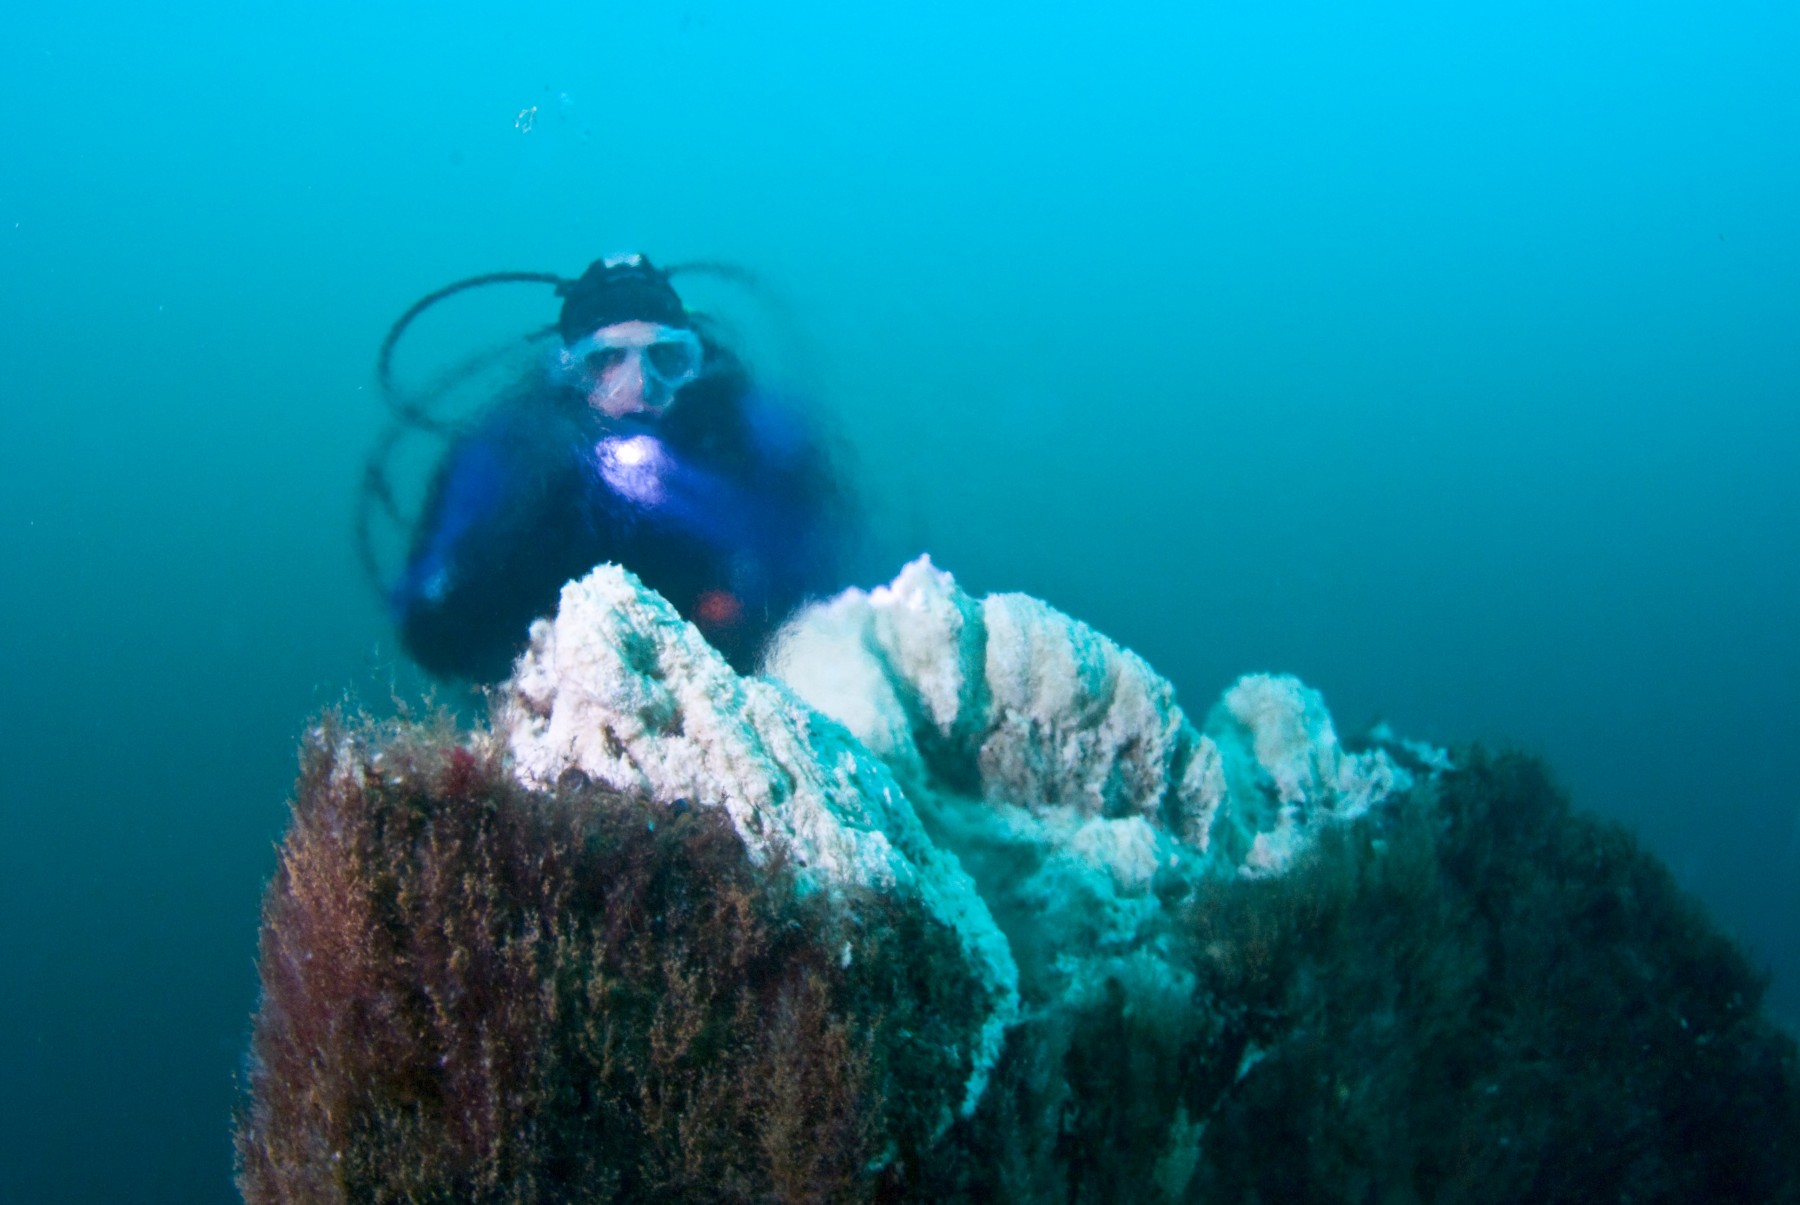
[3,1,1796,1198]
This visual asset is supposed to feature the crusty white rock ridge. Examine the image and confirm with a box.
[768,557,1418,1013]
[498,564,1019,1119]
[497,557,1425,1117]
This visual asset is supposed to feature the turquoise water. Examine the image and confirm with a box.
[2,1,1795,1198]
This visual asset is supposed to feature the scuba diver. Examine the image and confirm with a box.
[360,252,854,683]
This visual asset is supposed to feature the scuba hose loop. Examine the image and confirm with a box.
[376,270,568,424]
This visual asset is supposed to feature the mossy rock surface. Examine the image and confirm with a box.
[236,715,983,1204]
[239,723,1800,1203]
[968,748,1800,1204]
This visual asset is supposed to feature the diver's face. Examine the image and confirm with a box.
[567,320,704,419]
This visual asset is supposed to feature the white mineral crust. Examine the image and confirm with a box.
[498,557,1424,1117]
[499,565,1018,1116]
[769,557,1419,1018]
[769,557,1412,880]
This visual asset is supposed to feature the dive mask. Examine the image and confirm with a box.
[557,323,705,413]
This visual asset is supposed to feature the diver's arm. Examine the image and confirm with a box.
[392,397,598,681]
[392,437,507,616]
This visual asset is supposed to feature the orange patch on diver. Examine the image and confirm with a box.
[695,590,743,629]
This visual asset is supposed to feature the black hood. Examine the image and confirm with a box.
[556,255,690,342]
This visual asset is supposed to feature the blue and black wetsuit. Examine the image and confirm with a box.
[392,347,851,682]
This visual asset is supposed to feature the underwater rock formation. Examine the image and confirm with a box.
[239,562,1800,1203]
[763,558,1412,1031]
[497,559,1412,1110]
[235,717,986,1202]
